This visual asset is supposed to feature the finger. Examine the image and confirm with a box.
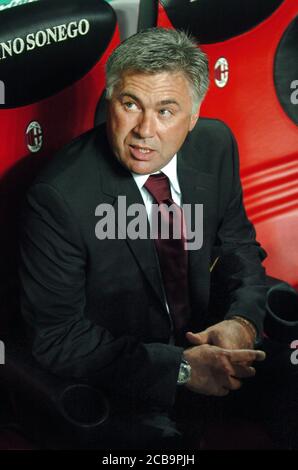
[226,376,243,391]
[231,365,256,379]
[221,358,255,379]
[223,349,266,363]
[252,350,266,362]
[220,354,235,376]
[236,360,254,368]
[186,331,209,345]
[217,362,243,390]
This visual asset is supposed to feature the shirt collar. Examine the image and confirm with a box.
[132,154,180,195]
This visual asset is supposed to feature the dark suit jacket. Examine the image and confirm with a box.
[19,118,268,409]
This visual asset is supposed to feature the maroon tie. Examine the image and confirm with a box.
[144,173,190,332]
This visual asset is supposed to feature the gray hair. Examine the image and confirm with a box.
[105,27,209,112]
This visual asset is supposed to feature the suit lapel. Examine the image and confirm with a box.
[98,142,166,311]
[177,143,216,294]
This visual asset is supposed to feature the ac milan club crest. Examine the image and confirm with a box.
[214,57,229,88]
[26,121,43,153]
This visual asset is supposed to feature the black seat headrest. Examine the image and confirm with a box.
[0,0,116,108]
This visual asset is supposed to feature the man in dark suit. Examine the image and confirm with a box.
[19,28,298,449]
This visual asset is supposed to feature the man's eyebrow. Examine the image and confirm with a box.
[118,93,180,108]
[119,92,139,102]
[157,99,180,107]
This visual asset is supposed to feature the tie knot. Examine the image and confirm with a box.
[144,173,172,204]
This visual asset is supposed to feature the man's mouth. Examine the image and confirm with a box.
[129,144,156,160]
[130,144,154,152]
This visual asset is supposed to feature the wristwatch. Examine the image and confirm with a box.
[177,359,191,385]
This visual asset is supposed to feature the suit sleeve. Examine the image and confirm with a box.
[214,127,268,340]
[19,182,183,409]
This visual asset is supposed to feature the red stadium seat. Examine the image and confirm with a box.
[152,0,298,288]
[0,0,119,176]
[0,0,120,449]
[0,0,120,327]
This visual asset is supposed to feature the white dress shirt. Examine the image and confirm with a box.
[131,154,182,223]
[131,155,182,338]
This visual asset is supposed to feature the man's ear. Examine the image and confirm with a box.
[189,106,200,132]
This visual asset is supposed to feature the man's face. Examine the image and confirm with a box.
[106,71,199,174]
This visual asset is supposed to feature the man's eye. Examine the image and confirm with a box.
[159,109,172,117]
[124,101,138,111]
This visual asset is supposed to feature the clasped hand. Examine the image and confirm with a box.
[183,320,266,396]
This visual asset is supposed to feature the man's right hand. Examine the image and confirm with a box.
[183,345,266,396]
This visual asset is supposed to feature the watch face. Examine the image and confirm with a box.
[178,361,191,385]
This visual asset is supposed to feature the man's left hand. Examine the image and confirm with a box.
[186,319,255,351]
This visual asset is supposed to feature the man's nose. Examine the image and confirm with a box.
[133,112,156,138]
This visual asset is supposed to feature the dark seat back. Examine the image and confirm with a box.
[0,0,120,335]
[0,0,120,448]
